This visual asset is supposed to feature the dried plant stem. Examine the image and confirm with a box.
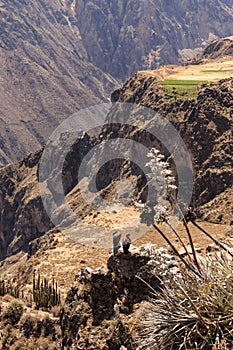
[191,221,233,258]
[182,217,202,273]
[166,220,193,263]
[174,203,201,273]
[152,224,201,277]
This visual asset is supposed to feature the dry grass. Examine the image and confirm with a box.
[139,57,233,84]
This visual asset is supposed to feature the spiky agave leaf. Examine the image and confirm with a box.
[136,250,233,349]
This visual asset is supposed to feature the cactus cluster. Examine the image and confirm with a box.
[33,271,61,310]
[0,279,20,298]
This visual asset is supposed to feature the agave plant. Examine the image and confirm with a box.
[140,148,202,275]
[136,249,233,349]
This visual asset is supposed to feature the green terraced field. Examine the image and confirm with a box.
[160,79,209,100]
[201,69,233,73]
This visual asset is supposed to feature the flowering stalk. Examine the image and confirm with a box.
[153,224,201,277]
[191,220,233,258]
[166,219,193,263]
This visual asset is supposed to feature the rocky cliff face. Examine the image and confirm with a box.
[0,0,119,166]
[0,0,233,165]
[111,76,233,224]
[0,150,51,259]
[74,0,233,79]
[197,36,233,61]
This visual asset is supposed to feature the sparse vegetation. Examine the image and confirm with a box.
[160,79,209,99]
[3,300,25,325]
[0,279,20,298]
[33,272,61,310]
[201,69,233,73]
[108,320,134,349]
[136,148,233,348]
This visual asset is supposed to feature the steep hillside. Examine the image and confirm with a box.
[111,77,232,224]
[197,36,233,61]
[74,0,233,78]
[0,0,118,166]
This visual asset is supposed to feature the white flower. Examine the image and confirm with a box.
[140,148,176,225]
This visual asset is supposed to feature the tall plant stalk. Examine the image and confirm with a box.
[191,220,233,258]
[153,224,201,277]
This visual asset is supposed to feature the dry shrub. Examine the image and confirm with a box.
[2,299,25,325]
[20,312,56,339]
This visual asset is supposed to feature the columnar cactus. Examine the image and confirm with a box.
[33,271,60,309]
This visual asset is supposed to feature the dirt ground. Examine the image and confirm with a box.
[139,57,233,82]
[0,216,231,301]
[27,219,232,294]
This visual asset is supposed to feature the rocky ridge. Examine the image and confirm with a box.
[196,36,233,62]
[111,76,233,224]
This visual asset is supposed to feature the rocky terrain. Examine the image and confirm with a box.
[196,35,233,62]
[0,0,119,166]
[111,76,232,223]
[75,0,233,78]
[0,245,183,349]
[0,37,232,348]
[0,0,233,165]
[0,37,232,260]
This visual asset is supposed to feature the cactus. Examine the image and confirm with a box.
[0,279,20,298]
[33,271,61,310]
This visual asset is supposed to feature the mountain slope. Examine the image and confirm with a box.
[111,69,233,224]
[0,0,119,166]
[75,0,233,79]
[0,56,232,260]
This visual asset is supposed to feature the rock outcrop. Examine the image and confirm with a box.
[111,76,233,224]
[0,245,179,349]
[197,36,233,61]
[0,150,52,259]
[60,245,179,349]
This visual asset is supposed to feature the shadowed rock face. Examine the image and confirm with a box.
[111,75,233,224]
[74,0,233,79]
